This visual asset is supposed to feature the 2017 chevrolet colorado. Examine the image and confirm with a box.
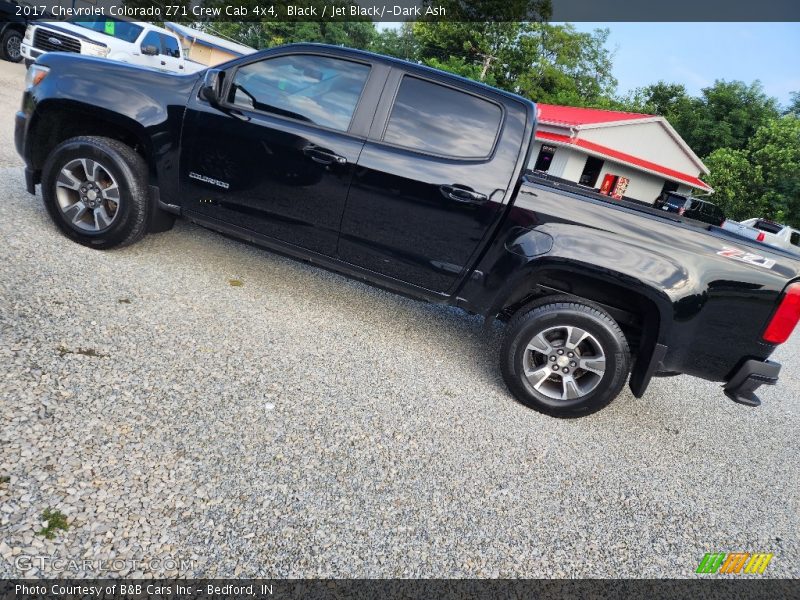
[15,44,800,417]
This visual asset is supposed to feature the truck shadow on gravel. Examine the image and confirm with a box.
[163,222,511,393]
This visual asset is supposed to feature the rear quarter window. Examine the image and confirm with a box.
[665,194,688,208]
[753,220,783,234]
[382,76,502,159]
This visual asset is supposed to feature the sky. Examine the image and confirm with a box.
[378,22,800,107]
[570,23,800,106]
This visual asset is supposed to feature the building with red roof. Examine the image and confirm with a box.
[530,103,712,202]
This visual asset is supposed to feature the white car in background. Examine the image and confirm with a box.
[21,16,196,73]
[723,217,800,254]
[739,219,800,254]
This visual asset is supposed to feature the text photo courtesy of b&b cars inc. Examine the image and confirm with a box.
[1,0,799,592]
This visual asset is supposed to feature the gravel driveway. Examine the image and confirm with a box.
[0,58,798,578]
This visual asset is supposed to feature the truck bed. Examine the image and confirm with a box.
[524,173,800,263]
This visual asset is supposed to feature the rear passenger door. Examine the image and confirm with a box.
[338,71,527,294]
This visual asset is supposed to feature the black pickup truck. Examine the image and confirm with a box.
[15,44,800,417]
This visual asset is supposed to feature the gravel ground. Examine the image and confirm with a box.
[0,59,798,578]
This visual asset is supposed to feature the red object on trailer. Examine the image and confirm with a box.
[599,174,617,196]
[611,176,630,200]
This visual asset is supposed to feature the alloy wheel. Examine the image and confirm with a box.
[522,325,607,401]
[6,34,21,61]
[55,158,121,232]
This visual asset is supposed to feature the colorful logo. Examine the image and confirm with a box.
[696,552,774,574]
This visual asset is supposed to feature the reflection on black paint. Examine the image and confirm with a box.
[383,76,502,158]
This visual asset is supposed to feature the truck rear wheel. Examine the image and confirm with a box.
[501,300,631,418]
[41,136,149,250]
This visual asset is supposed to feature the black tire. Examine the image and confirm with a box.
[1,29,23,63]
[501,300,631,418]
[41,136,149,250]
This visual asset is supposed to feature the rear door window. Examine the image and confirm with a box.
[383,76,502,158]
[161,34,181,58]
[141,31,160,53]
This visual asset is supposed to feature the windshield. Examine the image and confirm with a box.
[68,17,143,43]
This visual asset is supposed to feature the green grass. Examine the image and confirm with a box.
[37,508,68,539]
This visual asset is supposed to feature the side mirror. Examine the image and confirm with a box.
[200,69,223,106]
[141,44,159,56]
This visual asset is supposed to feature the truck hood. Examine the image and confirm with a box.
[37,51,200,84]
[34,52,200,132]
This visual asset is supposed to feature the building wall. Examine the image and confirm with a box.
[177,37,240,66]
[595,160,665,203]
[529,142,692,204]
[580,121,702,177]
[531,145,587,181]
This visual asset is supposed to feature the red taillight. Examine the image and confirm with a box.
[756,232,766,242]
[763,283,800,344]
[678,207,685,216]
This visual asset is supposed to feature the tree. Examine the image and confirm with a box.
[622,80,780,158]
[369,23,419,61]
[206,21,376,51]
[407,21,616,104]
[512,24,616,105]
[703,148,765,221]
[201,0,377,51]
[691,81,779,157]
[622,81,694,117]
[704,115,800,226]
[785,91,800,116]
[748,116,800,225]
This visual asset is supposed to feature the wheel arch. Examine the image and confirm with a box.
[491,262,672,399]
[27,101,156,182]
[29,108,176,234]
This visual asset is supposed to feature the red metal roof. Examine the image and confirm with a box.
[536,131,713,192]
[537,103,654,126]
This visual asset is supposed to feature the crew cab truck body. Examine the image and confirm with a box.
[15,44,800,417]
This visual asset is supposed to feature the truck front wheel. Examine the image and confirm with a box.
[1,29,23,63]
[41,136,150,250]
[501,301,631,417]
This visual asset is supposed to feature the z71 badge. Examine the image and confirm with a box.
[717,247,776,270]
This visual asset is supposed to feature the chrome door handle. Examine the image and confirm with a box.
[440,184,488,205]
[303,146,347,165]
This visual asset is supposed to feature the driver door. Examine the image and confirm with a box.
[179,51,384,256]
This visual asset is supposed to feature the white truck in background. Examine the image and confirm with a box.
[722,218,800,254]
[740,219,800,253]
[20,16,204,73]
